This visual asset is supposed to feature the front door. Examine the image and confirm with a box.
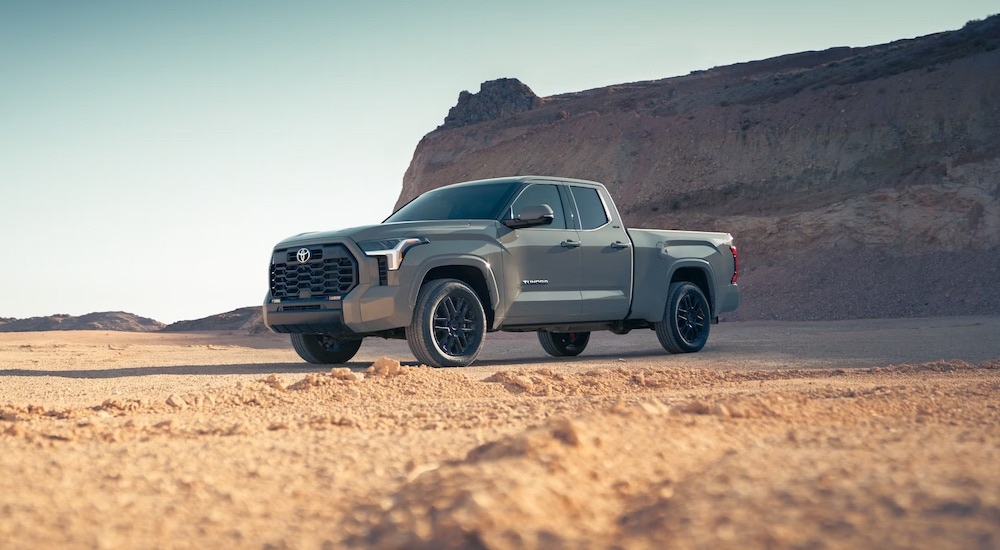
[499,183,582,323]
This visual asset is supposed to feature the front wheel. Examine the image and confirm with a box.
[407,279,487,367]
[537,331,591,357]
[655,282,711,353]
[290,334,363,364]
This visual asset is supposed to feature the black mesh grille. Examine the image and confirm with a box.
[279,305,321,312]
[270,244,357,300]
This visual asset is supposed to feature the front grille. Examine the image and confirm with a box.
[270,244,358,300]
[279,305,321,312]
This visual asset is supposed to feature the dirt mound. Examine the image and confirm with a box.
[161,306,265,334]
[2,341,998,549]
[348,360,999,549]
[0,311,164,332]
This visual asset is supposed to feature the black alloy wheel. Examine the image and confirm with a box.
[433,292,479,356]
[407,279,487,367]
[655,282,711,353]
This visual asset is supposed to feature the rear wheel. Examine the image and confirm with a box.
[407,279,486,367]
[538,331,591,357]
[290,334,363,364]
[655,282,710,353]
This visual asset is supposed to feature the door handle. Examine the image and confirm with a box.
[561,240,581,248]
[611,241,631,249]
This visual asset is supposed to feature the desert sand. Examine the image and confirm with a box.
[1,316,998,549]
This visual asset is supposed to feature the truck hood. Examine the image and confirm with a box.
[274,220,498,248]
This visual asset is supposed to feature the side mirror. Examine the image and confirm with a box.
[504,204,555,229]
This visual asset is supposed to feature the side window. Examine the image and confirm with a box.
[508,184,567,229]
[571,186,609,230]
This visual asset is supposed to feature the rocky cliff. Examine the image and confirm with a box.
[397,16,1000,321]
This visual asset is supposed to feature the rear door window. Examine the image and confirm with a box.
[570,186,609,230]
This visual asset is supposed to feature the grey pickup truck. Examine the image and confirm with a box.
[264,176,739,368]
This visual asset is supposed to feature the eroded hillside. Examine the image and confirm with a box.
[397,16,1000,321]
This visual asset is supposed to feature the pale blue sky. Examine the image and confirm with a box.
[1,1,995,323]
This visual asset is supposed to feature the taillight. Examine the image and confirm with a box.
[730,245,739,284]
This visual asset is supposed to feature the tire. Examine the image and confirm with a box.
[407,279,486,367]
[538,331,591,357]
[655,282,711,353]
[290,333,363,364]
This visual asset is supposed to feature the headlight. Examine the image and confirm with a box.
[357,238,427,270]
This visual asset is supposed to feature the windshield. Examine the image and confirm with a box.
[385,181,521,223]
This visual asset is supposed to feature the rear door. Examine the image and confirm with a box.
[570,185,633,321]
[498,183,582,323]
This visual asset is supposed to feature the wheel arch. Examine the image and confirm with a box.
[413,258,499,330]
[668,262,716,316]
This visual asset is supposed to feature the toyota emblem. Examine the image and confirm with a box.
[296,247,311,263]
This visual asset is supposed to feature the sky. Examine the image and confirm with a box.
[1,0,996,324]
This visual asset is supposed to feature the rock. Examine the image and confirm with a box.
[262,374,285,391]
[438,78,541,130]
[710,403,731,417]
[679,401,711,415]
[330,368,362,382]
[166,395,187,409]
[366,357,405,377]
[639,401,668,415]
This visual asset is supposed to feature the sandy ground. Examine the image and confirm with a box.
[1,316,998,549]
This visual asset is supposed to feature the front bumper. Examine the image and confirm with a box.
[263,299,358,337]
[264,285,413,338]
[264,257,417,336]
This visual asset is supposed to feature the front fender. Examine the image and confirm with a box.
[407,254,501,310]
